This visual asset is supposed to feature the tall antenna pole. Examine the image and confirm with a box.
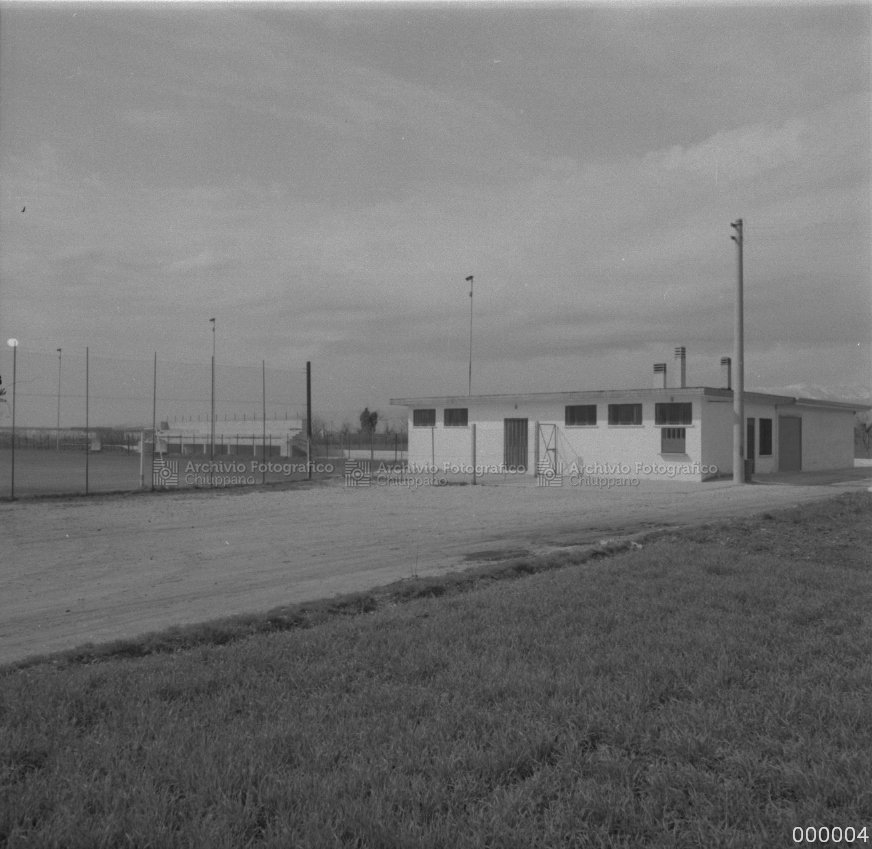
[730,219,745,484]
[466,275,474,396]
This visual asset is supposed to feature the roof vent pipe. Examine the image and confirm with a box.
[653,363,667,389]
[674,346,687,388]
[720,356,732,390]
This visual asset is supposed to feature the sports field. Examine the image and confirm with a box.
[0,448,338,498]
[2,468,870,666]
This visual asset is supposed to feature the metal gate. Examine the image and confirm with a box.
[503,418,528,472]
[778,415,802,472]
[537,423,559,474]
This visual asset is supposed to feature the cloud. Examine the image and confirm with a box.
[163,250,233,276]
[0,5,867,418]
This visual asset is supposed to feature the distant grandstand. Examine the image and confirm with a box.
[154,418,305,458]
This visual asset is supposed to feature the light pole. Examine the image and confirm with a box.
[7,338,18,499]
[210,318,216,486]
[466,275,474,396]
[730,218,745,484]
[56,348,62,450]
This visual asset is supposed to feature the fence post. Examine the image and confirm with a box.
[472,423,477,485]
[85,347,89,495]
[534,421,540,477]
[151,353,157,491]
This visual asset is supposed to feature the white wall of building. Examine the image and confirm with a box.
[794,404,856,470]
[404,392,863,481]
[407,395,712,482]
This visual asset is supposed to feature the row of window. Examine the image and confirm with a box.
[413,403,693,428]
[413,408,466,428]
[660,418,774,457]
[412,408,775,462]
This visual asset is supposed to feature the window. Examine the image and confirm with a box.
[444,408,469,427]
[661,427,686,454]
[565,405,597,426]
[759,418,773,456]
[608,403,642,426]
[413,409,435,427]
[655,402,692,426]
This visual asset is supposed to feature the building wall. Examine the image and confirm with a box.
[408,396,710,482]
[405,393,861,481]
[794,405,855,470]
[699,398,733,477]
[676,398,857,476]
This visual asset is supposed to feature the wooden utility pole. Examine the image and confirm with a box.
[466,275,474,395]
[730,219,745,484]
[306,361,312,480]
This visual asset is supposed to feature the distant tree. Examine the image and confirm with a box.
[339,421,352,436]
[359,407,379,434]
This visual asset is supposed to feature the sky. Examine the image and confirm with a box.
[0,0,869,428]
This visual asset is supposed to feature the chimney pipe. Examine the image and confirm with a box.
[674,346,686,388]
[720,356,732,390]
[653,363,667,389]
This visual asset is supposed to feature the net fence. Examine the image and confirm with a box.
[0,347,406,498]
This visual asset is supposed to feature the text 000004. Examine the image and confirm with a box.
[793,826,868,844]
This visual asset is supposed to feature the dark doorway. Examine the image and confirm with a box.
[503,419,528,472]
[778,416,802,472]
[746,418,756,474]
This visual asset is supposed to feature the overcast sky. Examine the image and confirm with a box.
[0,0,869,426]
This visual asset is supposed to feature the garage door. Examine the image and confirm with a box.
[778,416,802,472]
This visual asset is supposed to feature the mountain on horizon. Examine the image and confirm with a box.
[749,383,872,405]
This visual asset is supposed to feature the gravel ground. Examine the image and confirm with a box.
[2,470,870,665]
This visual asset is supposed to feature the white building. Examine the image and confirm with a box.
[392,371,865,483]
[154,419,304,458]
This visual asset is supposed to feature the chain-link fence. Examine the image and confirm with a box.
[0,347,406,498]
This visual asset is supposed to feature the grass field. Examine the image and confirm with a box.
[0,448,341,498]
[2,493,870,847]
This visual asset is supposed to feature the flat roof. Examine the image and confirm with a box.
[390,387,870,412]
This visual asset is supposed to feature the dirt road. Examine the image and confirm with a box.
[2,473,869,665]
